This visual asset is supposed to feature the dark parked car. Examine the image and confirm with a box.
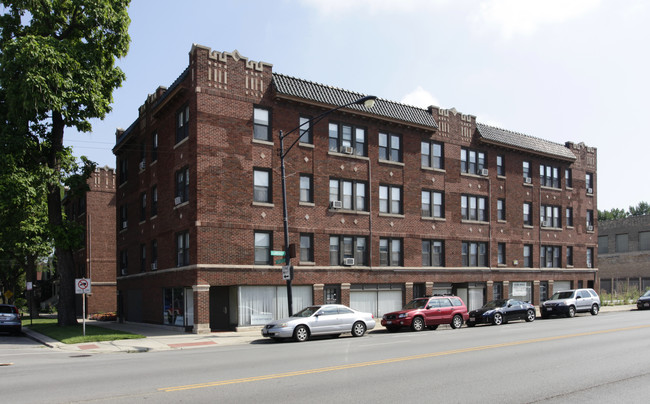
[637,290,650,310]
[381,295,469,332]
[0,304,22,335]
[467,299,536,327]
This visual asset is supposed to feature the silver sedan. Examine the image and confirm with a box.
[261,304,375,342]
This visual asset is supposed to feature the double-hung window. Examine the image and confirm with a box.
[523,202,533,226]
[152,131,158,162]
[119,156,128,185]
[254,231,271,265]
[176,231,190,267]
[541,245,561,268]
[175,167,190,204]
[421,190,444,218]
[566,207,573,227]
[140,244,146,272]
[462,241,487,267]
[253,169,271,203]
[379,185,402,214]
[540,164,560,188]
[176,105,190,144]
[328,122,366,156]
[566,246,574,266]
[586,210,594,231]
[151,240,158,270]
[497,199,505,221]
[299,116,312,144]
[498,243,506,265]
[497,155,505,176]
[565,168,572,188]
[379,132,402,162]
[422,240,444,267]
[299,174,313,203]
[379,238,402,266]
[523,161,531,182]
[329,178,367,211]
[151,185,158,217]
[253,107,271,141]
[140,192,147,222]
[586,173,594,194]
[120,205,128,230]
[523,244,533,267]
[329,235,367,266]
[461,148,486,175]
[461,195,488,221]
[421,141,443,169]
[300,233,313,263]
[540,205,561,228]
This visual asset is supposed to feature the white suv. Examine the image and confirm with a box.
[540,288,600,319]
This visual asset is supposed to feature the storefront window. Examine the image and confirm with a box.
[238,286,313,326]
[163,288,184,326]
[509,281,532,303]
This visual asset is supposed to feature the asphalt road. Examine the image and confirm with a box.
[3,310,650,403]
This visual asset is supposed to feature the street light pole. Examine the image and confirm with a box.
[278,95,377,316]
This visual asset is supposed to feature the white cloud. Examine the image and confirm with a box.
[401,86,441,109]
[473,0,601,38]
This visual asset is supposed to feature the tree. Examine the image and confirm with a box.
[0,0,130,325]
[598,208,629,221]
[629,201,650,217]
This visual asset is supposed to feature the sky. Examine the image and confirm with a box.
[64,0,649,212]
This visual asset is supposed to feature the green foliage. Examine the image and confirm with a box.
[629,201,650,217]
[26,317,144,344]
[599,201,650,221]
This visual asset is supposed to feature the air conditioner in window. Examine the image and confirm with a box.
[341,146,354,154]
[151,262,157,270]
[480,168,489,176]
[330,200,343,209]
[541,222,547,227]
[525,177,532,184]
[174,196,182,205]
[121,268,127,276]
[122,221,127,229]
[587,188,593,194]
[587,225,594,231]
[343,258,355,266]
[139,161,146,171]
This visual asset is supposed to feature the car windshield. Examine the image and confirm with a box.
[0,306,14,314]
[550,291,574,300]
[483,299,508,308]
[403,299,428,310]
[293,306,321,317]
[643,290,650,297]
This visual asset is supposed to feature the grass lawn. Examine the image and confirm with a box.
[25,318,145,344]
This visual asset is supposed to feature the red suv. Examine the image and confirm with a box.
[381,295,469,332]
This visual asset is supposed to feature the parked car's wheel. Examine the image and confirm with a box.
[450,314,463,329]
[590,304,599,316]
[411,316,425,331]
[466,321,476,327]
[386,326,400,333]
[352,321,367,337]
[567,306,576,318]
[293,325,309,342]
[492,312,503,325]
[427,325,439,330]
[525,309,536,322]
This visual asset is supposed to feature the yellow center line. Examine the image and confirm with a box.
[159,324,650,392]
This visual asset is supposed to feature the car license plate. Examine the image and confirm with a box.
[546,307,553,311]
[645,303,649,307]
[469,317,475,322]
[386,320,392,325]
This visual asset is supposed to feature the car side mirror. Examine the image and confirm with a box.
[576,296,581,299]
[507,304,512,307]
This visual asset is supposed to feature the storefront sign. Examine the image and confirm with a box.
[512,282,527,297]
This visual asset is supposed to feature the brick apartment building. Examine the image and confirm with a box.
[63,166,117,316]
[598,215,650,293]
[113,44,598,333]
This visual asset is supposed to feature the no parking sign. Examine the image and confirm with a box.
[75,278,91,294]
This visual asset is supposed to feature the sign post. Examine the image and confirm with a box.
[75,278,91,336]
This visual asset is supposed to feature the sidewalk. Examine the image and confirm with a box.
[23,304,638,354]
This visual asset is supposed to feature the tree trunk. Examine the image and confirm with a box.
[25,255,40,319]
[48,111,77,326]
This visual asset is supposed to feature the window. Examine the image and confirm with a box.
[176,105,190,143]
[540,205,561,228]
[175,167,190,204]
[176,231,190,267]
[151,186,158,217]
[566,246,574,266]
[461,148,486,175]
[523,161,531,182]
[254,231,271,265]
[497,199,505,221]
[300,233,313,263]
[139,142,146,169]
[539,164,560,188]
[498,243,506,265]
[461,195,488,221]
[541,245,561,268]
[422,240,445,267]
[598,235,609,254]
[616,234,629,253]
[566,207,573,227]
[379,238,402,266]
[639,231,650,251]
[422,190,444,218]
[329,178,367,211]
[299,174,313,203]
[380,185,402,214]
[119,249,128,276]
[565,168,572,188]
[328,122,366,156]
[421,141,443,169]
[253,107,270,141]
[140,244,146,272]
[462,241,487,267]
[586,247,594,268]
[493,282,503,300]
[586,210,594,230]
[523,244,532,268]
[586,173,594,193]
[152,131,158,161]
[523,202,533,226]
[299,116,312,144]
[253,169,271,203]
[379,132,402,162]
[119,156,128,185]
[497,155,505,176]
[119,204,127,230]
[151,240,158,270]
[329,235,367,266]
[140,192,147,222]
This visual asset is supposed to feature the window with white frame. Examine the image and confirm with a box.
[329,178,367,211]
[421,141,443,169]
[254,231,271,265]
[253,169,271,203]
[253,107,271,141]
[379,185,402,214]
[299,116,312,144]
[299,174,313,203]
[421,190,444,218]
[300,233,313,262]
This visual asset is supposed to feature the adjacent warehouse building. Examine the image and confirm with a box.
[113,45,598,332]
